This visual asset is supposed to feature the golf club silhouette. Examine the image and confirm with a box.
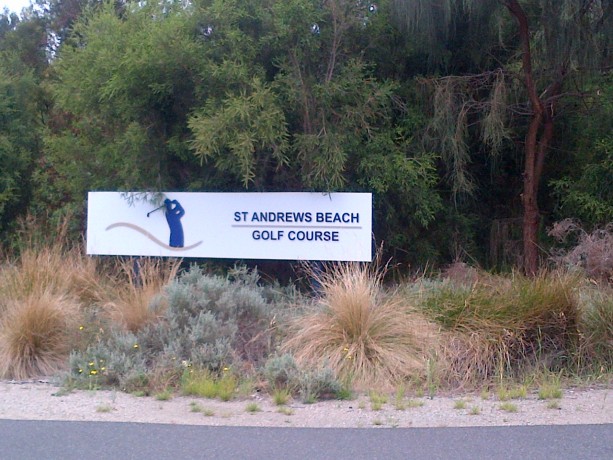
[147,205,165,217]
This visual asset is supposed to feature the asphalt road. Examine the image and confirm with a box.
[0,420,611,460]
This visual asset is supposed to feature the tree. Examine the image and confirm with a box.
[0,11,48,238]
[391,0,613,274]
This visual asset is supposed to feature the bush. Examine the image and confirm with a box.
[548,220,613,282]
[282,262,439,391]
[262,353,343,402]
[417,271,581,386]
[66,265,283,391]
[0,291,81,379]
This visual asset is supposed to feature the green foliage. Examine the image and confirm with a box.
[181,367,238,401]
[0,16,47,236]
[552,136,613,226]
[189,78,289,187]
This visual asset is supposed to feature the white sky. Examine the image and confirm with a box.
[1,0,33,14]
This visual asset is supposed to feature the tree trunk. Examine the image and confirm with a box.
[505,0,546,275]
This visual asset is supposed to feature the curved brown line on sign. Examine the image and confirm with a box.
[105,223,203,251]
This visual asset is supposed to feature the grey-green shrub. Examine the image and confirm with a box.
[66,265,286,390]
[263,354,342,402]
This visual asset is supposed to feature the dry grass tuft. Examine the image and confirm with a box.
[0,245,110,309]
[105,258,180,332]
[283,262,439,390]
[0,291,81,379]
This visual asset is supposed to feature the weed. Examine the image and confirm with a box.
[538,384,563,400]
[189,402,203,413]
[369,391,388,411]
[454,400,467,410]
[96,403,114,413]
[245,402,261,413]
[272,388,291,406]
[406,399,424,408]
[203,408,215,417]
[181,369,237,400]
[547,401,561,410]
[469,406,481,415]
[497,384,528,401]
[155,391,172,401]
[394,386,406,410]
[277,406,294,416]
[499,402,518,413]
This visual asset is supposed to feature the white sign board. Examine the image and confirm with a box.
[87,192,372,261]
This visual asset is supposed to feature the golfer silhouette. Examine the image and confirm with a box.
[164,199,185,248]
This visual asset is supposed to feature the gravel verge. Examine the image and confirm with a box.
[1,380,611,428]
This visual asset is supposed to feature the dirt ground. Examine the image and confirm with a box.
[0,380,611,428]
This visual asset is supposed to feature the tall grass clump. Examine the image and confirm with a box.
[282,262,439,391]
[105,258,180,332]
[576,286,613,370]
[0,238,114,379]
[418,271,581,387]
[0,291,80,379]
[0,245,108,307]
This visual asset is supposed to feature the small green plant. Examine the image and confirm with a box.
[277,406,294,416]
[480,388,491,400]
[394,386,406,410]
[546,401,561,410]
[181,369,237,401]
[189,402,203,413]
[155,390,172,401]
[96,403,114,413]
[369,391,388,411]
[497,384,527,401]
[499,402,518,413]
[272,388,291,406]
[454,400,467,410]
[203,408,215,417]
[538,374,563,400]
[406,399,424,408]
[245,402,261,413]
[469,406,480,415]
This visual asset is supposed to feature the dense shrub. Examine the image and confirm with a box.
[66,265,284,390]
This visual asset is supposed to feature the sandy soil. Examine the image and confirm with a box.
[1,380,611,428]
